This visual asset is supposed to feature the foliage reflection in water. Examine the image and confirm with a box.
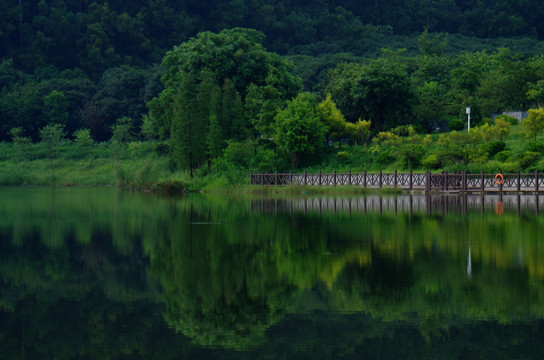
[1,188,544,358]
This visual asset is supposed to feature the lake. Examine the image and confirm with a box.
[2,187,544,359]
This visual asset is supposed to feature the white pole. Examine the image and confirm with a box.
[466,107,471,132]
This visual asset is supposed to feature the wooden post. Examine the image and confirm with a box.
[499,170,503,192]
[363,170,367,188]
[517,171,521,192]
[289,171,293,185]
[444,171,448,191]
[275,171,278,186]
[348,170,351,185]
[319,170,322,186]
[536,170,539,192]
[379,170,383,188]
[462,171,467,192]
[261,171,264,186]
[409,170,413,190]
[334,170,337,186]
[425,171,430,193]
[481,171,485,192]
[304,171,307,185]
[394,170,398,188]
[249,171,252,185]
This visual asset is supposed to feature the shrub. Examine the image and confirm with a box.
[154,142,170,156]
[485,140,506,157]
[421,154,441,169]
[448,119,464,131]
[495,150,511,162]
[526,142,544,154]
[519,151,540,169]
[376,150,395,165]
[495,114,519,126]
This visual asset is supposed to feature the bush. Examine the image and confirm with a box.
[448,119,464,131]
[526,142,544,154]
[376,150,395,165]
[519,151,540,169]
[153,142,170,156]
[485,140,506,157]
[495,114,519,126]
[495,150,511,162]
[421,154,441,169]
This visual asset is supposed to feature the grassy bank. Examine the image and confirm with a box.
[1,120,543,193]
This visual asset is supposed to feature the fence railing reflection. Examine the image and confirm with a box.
[249,194,543,216]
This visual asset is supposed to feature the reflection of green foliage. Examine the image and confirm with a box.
[4,189,544,354]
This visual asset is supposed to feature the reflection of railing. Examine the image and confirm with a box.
[249,194,544,216]
[249,171,544,193]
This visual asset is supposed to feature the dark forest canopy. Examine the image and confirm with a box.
[3,0,544,144]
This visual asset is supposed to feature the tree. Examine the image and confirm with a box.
[170,73,200,176]
[43,90,69,125]
[274,93,327,168]
[221,78,246,140]
[345,119,371,146]
[326,53,415,131]
[110,116,134,161]
[39,123,66,174]
[149,28,302,139]
[73,128,94,166]
[523,107,544,140]
[316,94,347,146]
[9,127,31,164]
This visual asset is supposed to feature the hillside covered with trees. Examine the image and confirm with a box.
[4,1,544,187]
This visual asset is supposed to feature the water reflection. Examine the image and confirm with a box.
[2,188,544,358]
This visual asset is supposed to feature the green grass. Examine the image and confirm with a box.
[1,123,542,192]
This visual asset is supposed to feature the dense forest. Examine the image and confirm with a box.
[4,0,544,181]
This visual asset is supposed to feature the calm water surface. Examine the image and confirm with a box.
[2,187,544,359]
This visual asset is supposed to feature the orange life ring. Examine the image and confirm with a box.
[494,173,504,185]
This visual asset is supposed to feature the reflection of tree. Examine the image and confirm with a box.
[4,189,544,355]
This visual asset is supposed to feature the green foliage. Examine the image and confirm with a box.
[448,119,464,131]
[523,107,544,140]
[9,127,31,163]
[485,140,507,157]
[274,93,327,168]
[39,123,66,170]
[519,151,541,169]
[73,128,94,163]
[316,93,347,143]
[110,116,134,161]
[43,90,69,125]
[326,53,414,131]
[421,154,441,169]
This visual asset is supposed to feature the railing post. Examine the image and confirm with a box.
[363,170,367,188]
[249,171,252,185]
[348,170,351,185]
[334,170,337,186]
[536,170,539,192]
[319,170,322,186]
[425,171,430,193]
[261,171,264,186]
[481,171,485,192]
[462,171,467,192]
[394,170,398,188]
[517,171,521,192]
[379,170,383,188]
[304,171,307,185]
[499,170,503,192]
[444,171,448,191]
[409,170,413,190]
[275,171,278,186]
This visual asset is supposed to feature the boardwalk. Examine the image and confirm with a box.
[250,171,544,194]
